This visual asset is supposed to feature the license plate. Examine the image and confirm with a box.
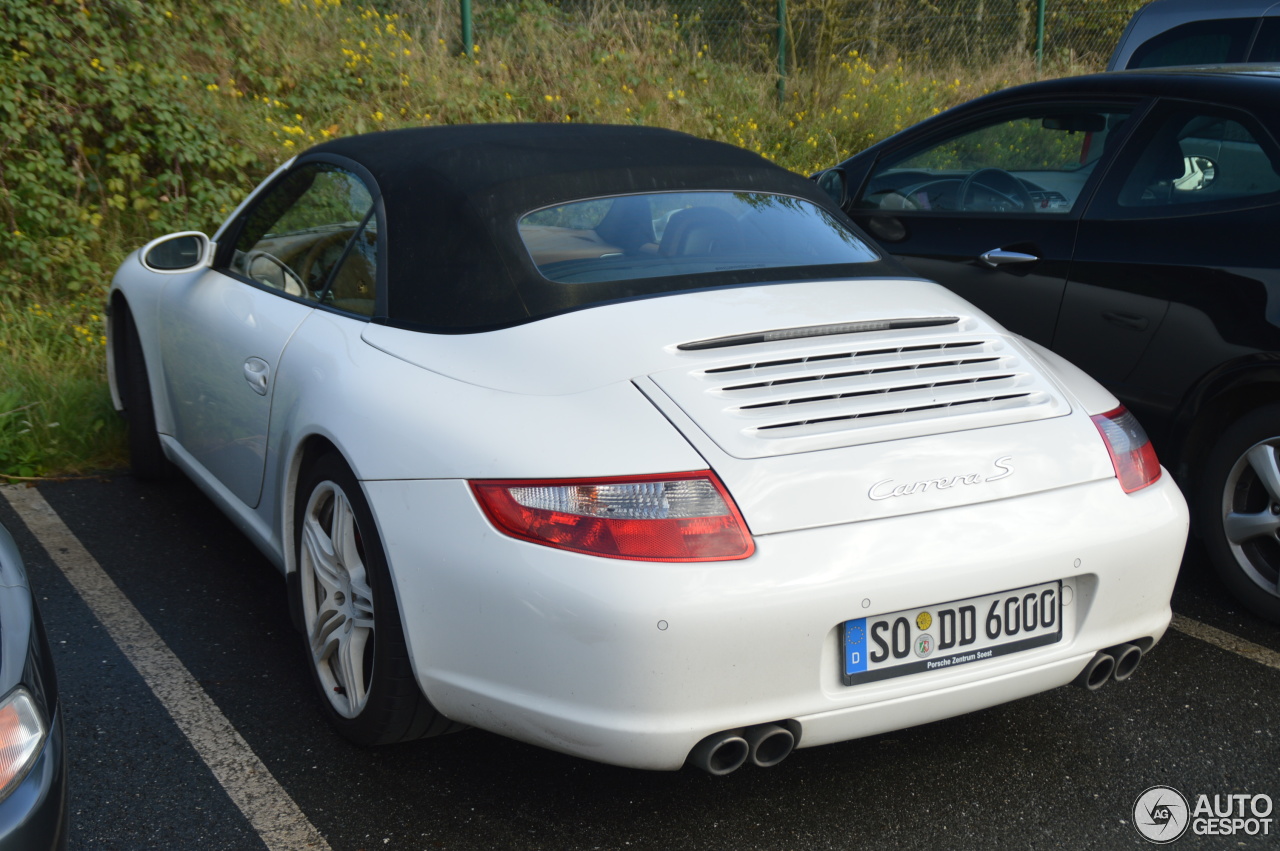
[842,581,1062,686]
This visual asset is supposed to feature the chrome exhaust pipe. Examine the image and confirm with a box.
[1109,643,1143,682]
[744,723,795,768]
[687,729,749,776]
[1073,650,1116,690]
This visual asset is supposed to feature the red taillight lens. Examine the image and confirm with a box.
[1091,406,1161,493]
[470,471,755,562]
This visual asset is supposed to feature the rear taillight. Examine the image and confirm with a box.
[470,471,755,562]
[1091,406,1161,493]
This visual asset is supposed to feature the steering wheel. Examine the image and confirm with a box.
[298,230,356,294]
[958,168,1035,212]
[245,250,307,297]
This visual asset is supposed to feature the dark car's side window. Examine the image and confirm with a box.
[1126,18,1257,69]
[855,106,1136,216]
[1099,105,1280,215]
[1250,18,1280,62]
[226,163,377,315]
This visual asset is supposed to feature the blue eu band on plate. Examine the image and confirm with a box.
[844,581,1063,686]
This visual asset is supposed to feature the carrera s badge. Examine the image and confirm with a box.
[868,456,1013,501]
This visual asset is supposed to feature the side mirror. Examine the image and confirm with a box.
[815,169,849,208]
[141,232,211,272]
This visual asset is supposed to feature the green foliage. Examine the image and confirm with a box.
[0,293,124,478]
[767,0,1139,71]
[0,0,264,294]
[1,0,1098,476]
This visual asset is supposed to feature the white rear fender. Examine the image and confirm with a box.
[266,311,707,484]
[1018,337,1121,416]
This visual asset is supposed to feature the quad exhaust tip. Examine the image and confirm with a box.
[693,641,1149,773]
[688,722,798,775]
[1074,641,1146,690]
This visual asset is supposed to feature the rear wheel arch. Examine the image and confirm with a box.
[284,434,343,625]
[1196,404,1280,621]
[288,446,462,743]
[1173,367,1280,494]
[1168,365,1280,622]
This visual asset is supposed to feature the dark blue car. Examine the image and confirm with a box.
[0,521,67,849]
[816,66,1280,623]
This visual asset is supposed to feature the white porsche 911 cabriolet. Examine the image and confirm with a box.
[107,124,1187,774]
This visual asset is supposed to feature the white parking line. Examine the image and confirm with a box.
[1170,613,1280,671]
[2,485,331,851]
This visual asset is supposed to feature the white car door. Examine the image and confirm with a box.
[158,269,313,507]
[158,162,377,507]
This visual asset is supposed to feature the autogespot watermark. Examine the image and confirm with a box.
[1133,785,1274,844]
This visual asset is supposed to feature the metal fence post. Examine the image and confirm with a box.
[777,0,787,105]
[461,0,474,55]
[1035,0,1046,73]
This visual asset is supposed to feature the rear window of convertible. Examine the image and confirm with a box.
[518,191,879,284]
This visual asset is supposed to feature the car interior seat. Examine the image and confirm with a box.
[659,207,745,257]
[1117,125,1188,206]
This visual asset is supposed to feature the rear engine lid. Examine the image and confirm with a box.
[636,319,1116,534]
[647,323,1068,460]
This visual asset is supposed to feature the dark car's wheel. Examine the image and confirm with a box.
[1199,405,1280,622]
[118,307,172,480]
[293,453,460,745]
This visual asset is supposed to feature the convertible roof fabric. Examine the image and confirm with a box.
[299,124,895,331]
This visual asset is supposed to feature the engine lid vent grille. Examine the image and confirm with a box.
[647,333,1067,459]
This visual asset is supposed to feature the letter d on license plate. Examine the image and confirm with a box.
[842,580,1062,686]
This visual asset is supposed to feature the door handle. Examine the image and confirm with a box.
[1102,311,1149,331]
[979,248,1039,268]
[244,358,270,396]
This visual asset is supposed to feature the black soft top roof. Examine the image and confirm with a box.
[294,124,896,331]
[308,123,809,201]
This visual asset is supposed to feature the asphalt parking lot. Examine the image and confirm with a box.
[2,473,1277,850]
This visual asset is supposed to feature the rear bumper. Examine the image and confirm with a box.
[368,472,1187,770]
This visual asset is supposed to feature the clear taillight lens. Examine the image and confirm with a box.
[470,471,755,561]
[1091,406,1161,493]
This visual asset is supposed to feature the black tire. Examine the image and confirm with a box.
[292,453,461,745]
[118,308,172,480]
[1198,405,1280,623]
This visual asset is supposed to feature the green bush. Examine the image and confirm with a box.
[0,0,1059,477]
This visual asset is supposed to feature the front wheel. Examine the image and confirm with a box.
[1198,405,1280,622]
[293,453,460,744]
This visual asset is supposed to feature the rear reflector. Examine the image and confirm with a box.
[470,471,754,561]
[1091,406,1161,493]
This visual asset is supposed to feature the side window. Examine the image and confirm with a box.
[324,220,377,316]
[1106,107,1280,213]
[855,106,1135,215]
[228,163,377,315]
[1126,18,1256,69]
[1249,18,1280,62]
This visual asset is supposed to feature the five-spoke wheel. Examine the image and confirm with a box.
[293,453,460,744]
[1200,406,1280,622]
[298,477,378,719]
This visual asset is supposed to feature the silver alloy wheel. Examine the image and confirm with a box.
[1221,438,1280,600]
[299,479,377,718]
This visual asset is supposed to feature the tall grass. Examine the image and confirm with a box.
[0,293,123,477]
[0,0,1095,478]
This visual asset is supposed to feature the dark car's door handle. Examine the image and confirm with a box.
[979,248,1039,268]
[1102,311,1150,331]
